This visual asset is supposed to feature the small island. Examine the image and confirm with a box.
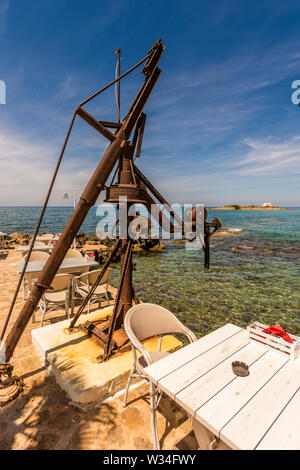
[209,203,287,211]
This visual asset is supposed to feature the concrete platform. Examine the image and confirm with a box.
[32,306,182,408]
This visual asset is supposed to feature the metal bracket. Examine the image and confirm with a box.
[35,282,54,290]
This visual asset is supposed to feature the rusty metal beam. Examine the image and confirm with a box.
[99,121,122,129]
[135,113,146,158]
[103,239,133,360]
[134,164,183,227]
[144,192,176,235]
[123,67,162,139]
[77,107,116,142]
[68,240,121,330]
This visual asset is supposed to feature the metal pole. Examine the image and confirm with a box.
[115,48,121,123]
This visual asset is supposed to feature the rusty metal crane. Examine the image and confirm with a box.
[0,40,221,402]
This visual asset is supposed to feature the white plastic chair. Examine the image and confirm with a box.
[23,251,50,262]
[33,241,46,247]
[64,249,83,259]
[37,274,73,327]
[124,303,197,450]
[73,268,112,313]
[22,251,50,300]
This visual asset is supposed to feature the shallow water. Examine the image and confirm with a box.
[129,239,300,338]
[1,206,299,337]
[114,209,300,337]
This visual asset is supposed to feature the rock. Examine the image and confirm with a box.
[232,245,253,252]
[75,232,89,247]
[132,239,165,253]
[88,231,100,242]
[8,232,30,245]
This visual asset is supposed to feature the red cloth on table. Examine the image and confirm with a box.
[262,324,293,344]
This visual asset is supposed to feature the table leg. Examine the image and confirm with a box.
[190,416,217,450]
[150,382,160,450]
[71,278,75,318]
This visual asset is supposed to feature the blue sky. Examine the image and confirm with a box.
[0,0,300,206]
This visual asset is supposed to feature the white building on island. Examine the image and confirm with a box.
[262,202,272,207]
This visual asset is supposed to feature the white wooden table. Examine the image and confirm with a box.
[17,245,53,254]
[144,323,300,450]
[18,257,99,301]
[18,257,98,275]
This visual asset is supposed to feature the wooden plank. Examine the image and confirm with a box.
[144,323,243,385]
[220,360,300,450]
[256,387,300,450]
[158,328,249,398]
[196,350,288,438]
[175,342,267,416]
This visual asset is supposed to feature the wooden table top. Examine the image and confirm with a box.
[17,245,53,252]
[18,257,98,274]
[144,323,300,450]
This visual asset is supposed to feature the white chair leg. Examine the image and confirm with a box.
[23,276,28,300]
[40,304,47,328]
[123,364,135,407]
[150,382,160,450]
[66,298,70,319]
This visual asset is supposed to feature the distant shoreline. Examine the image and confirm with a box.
[208,205,288,211]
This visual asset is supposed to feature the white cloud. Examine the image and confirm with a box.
[234,136,300,175]
[0,129,100,205]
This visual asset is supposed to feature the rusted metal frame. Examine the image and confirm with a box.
[123,67,161,140]
[68,240,121,330]
[131,114,143,151]
[134,164,183,227]
[121,41,164,134]
[115,48,121,123]
[135,112,146,158]
[202,218,221,269]
[103,239,133,360]
[0,110,78,343]
[80,320,111,349]
[129,159,137,186]
[4,42,164,362]
[143,40,165,77]
[110,160,120,186]
[99,121,122,129]
[77,108,116,142]
[203,229,210,269]
[79,51,153,108]
[4,137,126,362]
[132,288,141,305]
[118,154,134,324]
[144,192,176,236]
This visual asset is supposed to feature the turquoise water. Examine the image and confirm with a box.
[1,206,299,337]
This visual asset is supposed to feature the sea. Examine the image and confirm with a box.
[0,206,299,337]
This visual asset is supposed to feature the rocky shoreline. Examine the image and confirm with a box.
[1,231,165,264]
